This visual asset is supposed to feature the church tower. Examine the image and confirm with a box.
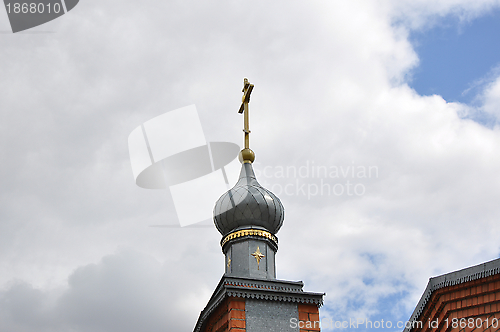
[193,79,324,332]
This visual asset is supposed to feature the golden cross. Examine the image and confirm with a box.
[238,78,255,163]
[251,246,265,270]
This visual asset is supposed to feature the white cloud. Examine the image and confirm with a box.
[2,0,500,331]
[387,0,500,29]
[480,73,500,117]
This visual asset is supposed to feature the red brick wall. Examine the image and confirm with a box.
[203,298,322,332]
[203,297,246,332]
[411,273,500,332]
[298,303,321,332]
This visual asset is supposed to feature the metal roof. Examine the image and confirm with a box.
[404,257,500,332]
[214,163,284,236]
[193,275,324,332]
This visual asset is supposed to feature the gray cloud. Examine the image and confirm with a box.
[0,249,219,332]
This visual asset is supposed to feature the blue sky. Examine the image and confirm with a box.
[410,9,500,106]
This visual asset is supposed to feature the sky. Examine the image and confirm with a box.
[1,0,500,331]
[410,8,500,105]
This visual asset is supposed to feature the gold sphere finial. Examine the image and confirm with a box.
[238,148,255,164]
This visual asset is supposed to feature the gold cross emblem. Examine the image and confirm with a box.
[251,246,265,270]
[227,257,231,270]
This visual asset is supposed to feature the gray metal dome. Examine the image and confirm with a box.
[214,163,284,236]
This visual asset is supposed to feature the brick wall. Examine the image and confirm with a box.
[203,297,246,332]
[203,298,322,332]
[298,303,321,332]
[411,273,500,332]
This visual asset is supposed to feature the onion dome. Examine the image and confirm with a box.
[213,163,284,236]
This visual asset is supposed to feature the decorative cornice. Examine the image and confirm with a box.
[404,257,500,332]
[193,276,324,332]
[223,278,305,293]
[226,290,323,304]
[221,229,278,248]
